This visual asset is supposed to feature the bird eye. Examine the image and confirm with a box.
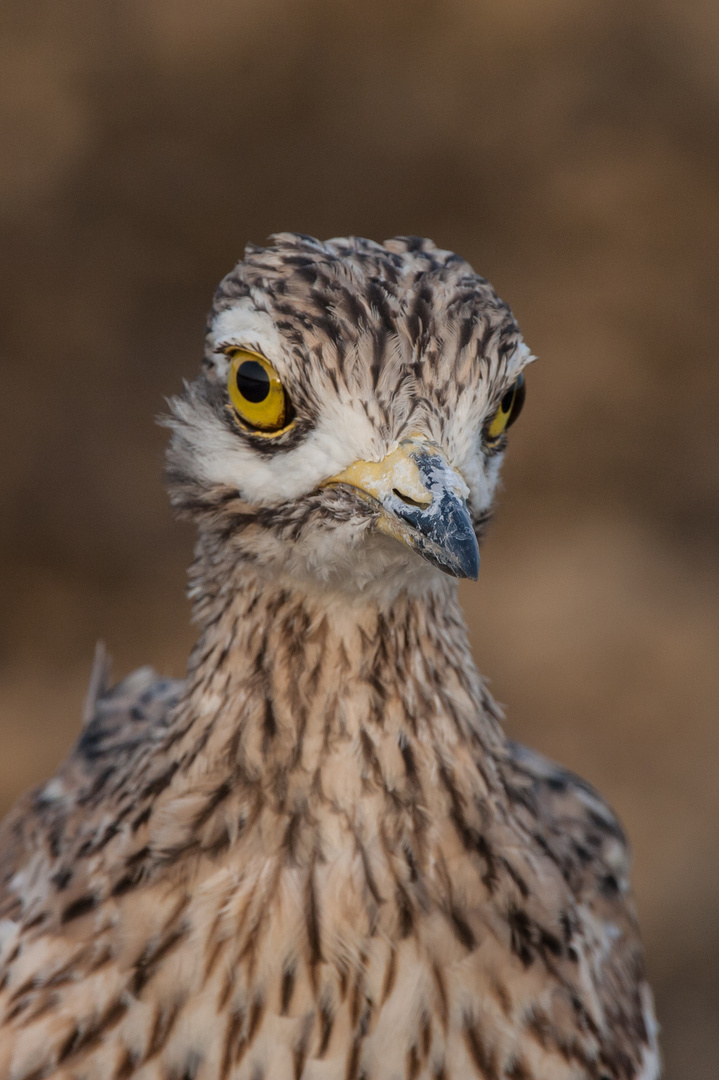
[227,349,293,433]
[486,373,526,443]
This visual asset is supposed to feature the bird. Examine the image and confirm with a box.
[0,233,659,1080]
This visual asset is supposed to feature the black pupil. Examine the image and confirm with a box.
[500,384,516,414]
[236,360,270,403]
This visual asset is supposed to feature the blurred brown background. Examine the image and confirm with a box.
[0,1,717,1074]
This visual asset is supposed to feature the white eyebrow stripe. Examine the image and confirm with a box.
[211,302,286,371]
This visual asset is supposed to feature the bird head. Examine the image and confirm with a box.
[166,234,532,599]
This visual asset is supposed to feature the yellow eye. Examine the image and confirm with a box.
[486,373,526,443]
[227,350,293,433]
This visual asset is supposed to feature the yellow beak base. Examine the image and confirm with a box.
[324,438,479,580]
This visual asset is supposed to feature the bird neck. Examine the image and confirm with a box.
[177,542,506,813]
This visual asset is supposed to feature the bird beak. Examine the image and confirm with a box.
[324,437,480,579]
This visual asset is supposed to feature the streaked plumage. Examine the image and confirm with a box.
[0,234,659,1080]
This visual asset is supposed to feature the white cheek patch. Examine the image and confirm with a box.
[444,387,502,514]
[177,392,388,507]
[463,452,503,516]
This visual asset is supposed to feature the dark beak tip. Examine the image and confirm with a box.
[382,454,481,581]
[401,508,480,580]
[464,554,480,581]
[434,496,480,580]
[451,535,480,580]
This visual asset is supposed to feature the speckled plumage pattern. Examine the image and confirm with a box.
[0,235,659,1080]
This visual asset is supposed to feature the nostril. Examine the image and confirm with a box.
[392,488,429,508]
